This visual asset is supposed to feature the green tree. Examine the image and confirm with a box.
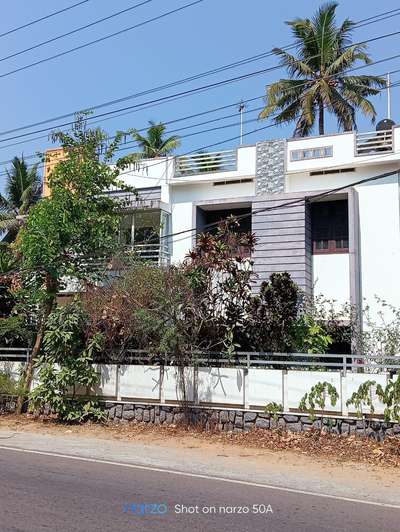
[29,302,105,422]
[117,121,181,167]
[259,2,385,136]
[0,156,41,242]
[14,113,129,413]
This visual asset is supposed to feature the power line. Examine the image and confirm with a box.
[0,1,154,64]
[162,169,400,245]
[2,73,400,181]
[0,1,91,39]
[1,7,399,140]
[0,0,204,81]
[2,45,400,147]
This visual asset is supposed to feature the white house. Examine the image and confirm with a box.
[107,120,400,326]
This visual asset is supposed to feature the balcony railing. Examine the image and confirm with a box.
[174,149,237,177]
[128,243,170,265]
[355,129,393,156]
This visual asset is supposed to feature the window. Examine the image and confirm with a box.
[290,145,333,161]
[311,200,349,254]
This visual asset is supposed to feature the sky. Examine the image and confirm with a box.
[0,0,400,192]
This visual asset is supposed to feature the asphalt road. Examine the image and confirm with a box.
[0,448,399,532]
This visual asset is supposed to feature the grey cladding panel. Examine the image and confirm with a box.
[252,194,312,293]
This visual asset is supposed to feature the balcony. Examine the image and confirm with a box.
[286,127,400,175]
[355,129,393,156]
[171,145,256,183]
[127,243,170,265]
[175,149,237,177]
[118,209,171,266]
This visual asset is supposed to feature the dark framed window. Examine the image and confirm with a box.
[311,200,349,254]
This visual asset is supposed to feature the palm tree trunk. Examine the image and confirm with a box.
[16,274,57,414]
[319,101,324,135]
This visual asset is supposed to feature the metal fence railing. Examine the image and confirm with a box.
[0,347,30,362]
[98,350,400,375]
[1,348,399,374]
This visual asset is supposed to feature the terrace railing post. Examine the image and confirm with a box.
[342,355,347,376]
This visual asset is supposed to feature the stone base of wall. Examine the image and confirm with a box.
[103,402,400,441]
[0,394,17,414]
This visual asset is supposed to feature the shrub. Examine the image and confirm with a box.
[29,302,105,422]
[299,381,339,426]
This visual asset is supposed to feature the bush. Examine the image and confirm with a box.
[0,371,22,395]
[29,302,105,422]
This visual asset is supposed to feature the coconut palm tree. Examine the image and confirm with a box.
[259,2,386,136]
[0,156,41,242]
[117,122,181,168]
[133,121,181,158]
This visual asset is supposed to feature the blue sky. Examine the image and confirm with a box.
[0,0,400,191]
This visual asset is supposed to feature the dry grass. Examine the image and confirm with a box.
[1,414,400,468]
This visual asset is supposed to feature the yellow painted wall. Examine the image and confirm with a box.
[43,148,65,197]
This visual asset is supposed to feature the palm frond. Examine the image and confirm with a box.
[131,122,180,158]
[259,79,308,119]
[272,48,315,78]
[312,1,339,67]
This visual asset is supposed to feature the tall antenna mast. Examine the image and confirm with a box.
[387,73,392,119]
[238,100,245,144]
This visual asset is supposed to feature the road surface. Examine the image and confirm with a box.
[0,445,399,532]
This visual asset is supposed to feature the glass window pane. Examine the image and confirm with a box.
[336,238,349,249]
[316,240,329,249]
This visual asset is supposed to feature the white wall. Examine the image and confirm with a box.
[116,158,173,203]
[286,162,399,193]
[286,128,400,176]
[170,180,255,263]
[313,254,350,311]
[356,175,400,322]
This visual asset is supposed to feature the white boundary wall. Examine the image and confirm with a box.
[80,365,392,417]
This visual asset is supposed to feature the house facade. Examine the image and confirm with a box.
[46,123,400,324]
[109,123,400,324]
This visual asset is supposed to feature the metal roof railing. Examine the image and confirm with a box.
[174,149,237,177]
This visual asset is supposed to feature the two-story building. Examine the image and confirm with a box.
[47,121,400,325]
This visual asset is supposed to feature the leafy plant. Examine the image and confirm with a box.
[346,380,376,435]
[376,376,400,422]
[0,370,24,396]
[265,402,283,423]
[0,316,32,347]
[291,314,333,354]
[29,302,105,423]
[248,272,301,352]
[299,381,339,428]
